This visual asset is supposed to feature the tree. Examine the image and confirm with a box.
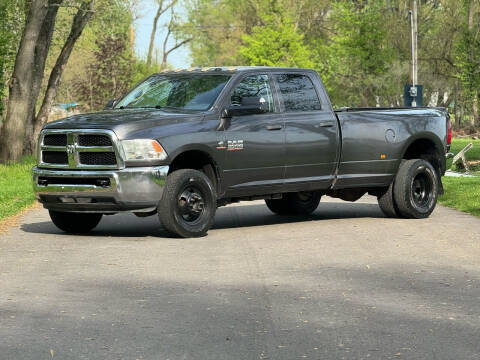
[21,0,63,155]
[146,0,177,67]
[0,0,100,162]
[26,1,94,153]
[0,0,25,121]
[159,6,192,69]
[183,0,264,66]
[239,17,315,68]
[74,33,134,110]
[456,0,480,126]
[323,1,396,107]
[0,0,53,163]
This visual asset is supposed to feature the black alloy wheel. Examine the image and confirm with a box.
[177,185,206,225]
[393,159,438,219]
[158,169,216,237]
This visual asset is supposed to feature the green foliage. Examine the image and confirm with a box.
[0,0,25,115]
[74,33,135,110]
[182,0,480,118]
[239,18,315,68]
[455,2,480,105]
[322,1,396,107]
[0,156,36,222]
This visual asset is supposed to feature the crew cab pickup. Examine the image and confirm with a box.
[32,67,451,237]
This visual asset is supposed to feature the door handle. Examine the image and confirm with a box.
[266,124,283,131]
[317,121,334,128]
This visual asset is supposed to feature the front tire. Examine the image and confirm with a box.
[393,159,439,219]
[49,211,102,233]
[265,192,321,215]
[158,169,216,238]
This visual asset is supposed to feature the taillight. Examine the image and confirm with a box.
[446,114,452,150]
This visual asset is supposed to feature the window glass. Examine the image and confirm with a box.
[115,74,231,111]
[231,75,274,113]
[275,74,321,112]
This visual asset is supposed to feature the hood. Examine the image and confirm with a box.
[44,108,207,140]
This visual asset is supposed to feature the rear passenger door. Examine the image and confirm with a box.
[275,73,339,191]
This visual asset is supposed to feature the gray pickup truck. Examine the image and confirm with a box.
[32,67,451,237]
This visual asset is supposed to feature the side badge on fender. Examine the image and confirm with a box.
[227,140,244,151]
[217,140,244,151]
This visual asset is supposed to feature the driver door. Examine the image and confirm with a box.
[220,74,286,197]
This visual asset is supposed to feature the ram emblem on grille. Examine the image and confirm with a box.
[67,144,76,154]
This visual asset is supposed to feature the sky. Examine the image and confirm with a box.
[133,0,192,69]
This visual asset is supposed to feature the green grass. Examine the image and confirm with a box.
[439,177,480,217]
[0,156,37,222]
[440,138,480,217]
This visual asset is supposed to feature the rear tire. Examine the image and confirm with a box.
[265,192,321,215]
[158,169,216,238]
[393,159,438,219]
[49,211,102,233]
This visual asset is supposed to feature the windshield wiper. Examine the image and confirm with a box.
[118,105,183,110]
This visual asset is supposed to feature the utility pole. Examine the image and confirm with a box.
[409,0,418,107]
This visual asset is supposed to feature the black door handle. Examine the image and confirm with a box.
[266,124,283,131]
[318,121,334,128]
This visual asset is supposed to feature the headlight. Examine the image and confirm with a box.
[121,139,167,161]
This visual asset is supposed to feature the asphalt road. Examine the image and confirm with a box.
[1,196,480,360]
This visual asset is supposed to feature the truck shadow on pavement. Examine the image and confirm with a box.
[20,202,386,238]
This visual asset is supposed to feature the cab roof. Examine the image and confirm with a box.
[155,66,314,75]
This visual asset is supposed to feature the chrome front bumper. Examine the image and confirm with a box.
[32,165,169,213]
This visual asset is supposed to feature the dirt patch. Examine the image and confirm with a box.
[0,202,40,235]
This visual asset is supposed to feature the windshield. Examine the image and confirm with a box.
[115,74,231,111]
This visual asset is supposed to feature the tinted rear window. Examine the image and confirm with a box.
[276,74,321,112]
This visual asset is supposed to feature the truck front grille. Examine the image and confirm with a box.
[39,130,121,169]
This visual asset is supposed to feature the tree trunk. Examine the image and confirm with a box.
[468,0,474,30]
[147,0,164,67]
[23,0,62,155]
[0,0,49,163]
[454,98,461,128]
[147,0,177,67]
[473,95,480,127]
[28,1,94,154]
[160,7,191,70]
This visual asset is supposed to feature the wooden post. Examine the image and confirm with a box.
[451,143,473,173]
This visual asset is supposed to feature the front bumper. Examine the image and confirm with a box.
[32,165,169,213]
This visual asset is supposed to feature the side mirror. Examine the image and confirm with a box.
[222,96,268,118]
[104,99,117,110]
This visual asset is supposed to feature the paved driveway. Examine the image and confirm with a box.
[1,197,479,360]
